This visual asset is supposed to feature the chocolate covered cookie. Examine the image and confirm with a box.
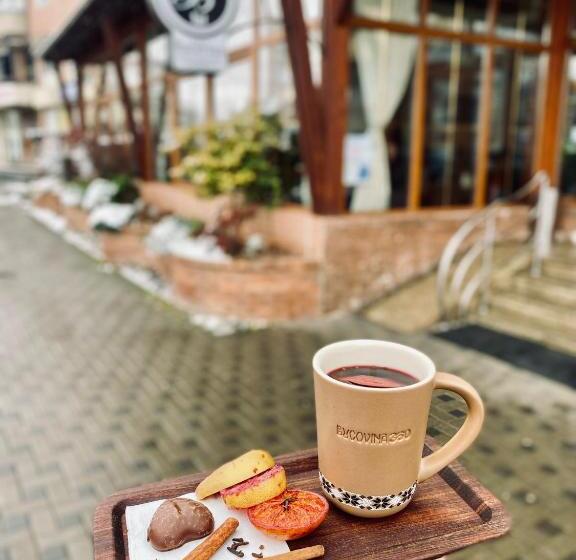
[147,498,214,551]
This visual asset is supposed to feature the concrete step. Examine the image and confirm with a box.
[479,308,576,355]
[478,309,576,356]
[495,273,576,308]
[542,258,576,283]
[490,291,576,334]
[551,243,576,260]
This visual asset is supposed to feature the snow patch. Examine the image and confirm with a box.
[145,216,194,254]
[29,176,62,194]
[89,203,136,231]
[118,266,170,298]
[60,185,85,208]
[82,178,117,210]
[27,205,66,232]
[189,313,267,337]
[0,194,20,206]
[168,236,230,263]
[2,181,29,196]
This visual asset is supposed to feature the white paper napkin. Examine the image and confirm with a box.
[126,492,290,559]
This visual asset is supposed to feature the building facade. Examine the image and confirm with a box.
[21,0,576,213]
[0,0,35,175]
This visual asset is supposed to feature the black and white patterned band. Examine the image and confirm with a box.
[319,472,417,511]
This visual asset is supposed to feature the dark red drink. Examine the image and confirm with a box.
[328,365,418,389]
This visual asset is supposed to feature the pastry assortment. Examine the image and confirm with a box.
[145,449,329,559]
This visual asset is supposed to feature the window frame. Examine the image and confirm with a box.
[349,0,571,209]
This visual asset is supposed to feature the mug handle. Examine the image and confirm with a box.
[418,372,485,482]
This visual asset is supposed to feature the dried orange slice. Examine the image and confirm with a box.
[247,490,329,540]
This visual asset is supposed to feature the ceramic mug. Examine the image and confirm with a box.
[313,339,484,518]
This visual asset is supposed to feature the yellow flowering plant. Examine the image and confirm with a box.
[170,112,283,206]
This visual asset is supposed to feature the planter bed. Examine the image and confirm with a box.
[33,191,62,215]
[168,254,321,320]
[62,206,91,232]
[138,181,232,222]
[97,223,157,270]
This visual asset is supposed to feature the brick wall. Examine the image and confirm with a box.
[261,205,530,313]
[169,255,321,320]
[319,206,529,312]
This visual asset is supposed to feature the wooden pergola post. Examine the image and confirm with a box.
[166,72,182,169]
[137,25,155,180]
[251,0,261,109]
[54,61,76,137]
[75,61,86,136]
[321,0,350,214]
[102,18,141,175]
[91,64,107,144]
[281,0,343,214]
[205,75,215,123]
[534,0,571,184]
[473,0,498,207]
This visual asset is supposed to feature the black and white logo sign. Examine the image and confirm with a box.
[149,0,239,39]
[149,0,239,73]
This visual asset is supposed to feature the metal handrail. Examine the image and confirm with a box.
[437,171,552,321]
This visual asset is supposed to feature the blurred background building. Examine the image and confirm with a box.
[3,0,574,208]
[0,0,34,176]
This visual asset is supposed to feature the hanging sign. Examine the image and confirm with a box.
[148,0,239,74]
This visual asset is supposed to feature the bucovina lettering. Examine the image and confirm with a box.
[336,424,412,445]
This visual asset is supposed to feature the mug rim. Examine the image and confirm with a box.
[312,339,436,393]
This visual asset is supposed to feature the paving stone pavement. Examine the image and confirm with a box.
[0,206,575,560]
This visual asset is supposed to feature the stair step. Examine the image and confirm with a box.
[543,259,576,282]
[490,291,576,334]
[479,309,576,356]
[496,274,576,307]
[551,243,576,260]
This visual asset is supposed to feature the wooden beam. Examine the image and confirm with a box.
[165,72,182,169]
[137,26,155,180]
[348,15,548,53]
[473,0,499,207]
[407,0,429,210]
[535,0,571,183]
[205,74,215,123]
[75,61,86,136]
[280,0,329,213]
[320,0,349,213]
[251,0,260,109]
[54,61,76,135]
[91,64,107,143]
[102,18,141,175]
[336,0,353,24]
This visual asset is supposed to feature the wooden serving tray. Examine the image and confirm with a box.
[93,445,510,560]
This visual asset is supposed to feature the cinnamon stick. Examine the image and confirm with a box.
[264,545,325,560]
[182,517,239,560]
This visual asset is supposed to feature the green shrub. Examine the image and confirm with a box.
[170,112,282,206]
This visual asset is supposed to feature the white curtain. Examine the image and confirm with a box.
[351,0,418,212]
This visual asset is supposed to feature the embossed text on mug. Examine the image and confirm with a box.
[336,424,412,445]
